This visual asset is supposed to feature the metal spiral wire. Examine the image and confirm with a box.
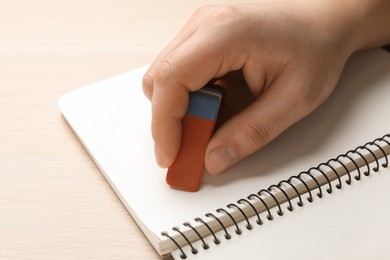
[162,134,390,259]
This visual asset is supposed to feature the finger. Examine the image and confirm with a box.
[152,21,249,167]
[142,5,219,100]
[204,75,311,175]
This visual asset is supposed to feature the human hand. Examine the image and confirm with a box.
[142,1,390,175]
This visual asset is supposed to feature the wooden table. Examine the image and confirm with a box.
[0,1,243,259]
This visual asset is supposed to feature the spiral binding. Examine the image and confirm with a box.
[161,134,390,259]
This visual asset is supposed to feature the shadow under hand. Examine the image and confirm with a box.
[211,69,255,131]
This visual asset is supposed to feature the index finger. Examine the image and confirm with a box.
[151,24,246,167]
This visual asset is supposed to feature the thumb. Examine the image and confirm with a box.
[205,78,308,175]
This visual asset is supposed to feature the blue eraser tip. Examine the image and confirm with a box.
[187,87,222,120]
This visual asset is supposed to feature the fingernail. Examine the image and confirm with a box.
[208,146,237,175]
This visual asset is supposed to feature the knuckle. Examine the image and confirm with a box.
[210,6,239,23]
[153,58,176,86]
[242,119,271,149]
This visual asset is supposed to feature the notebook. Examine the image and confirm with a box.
[58,48,390,259]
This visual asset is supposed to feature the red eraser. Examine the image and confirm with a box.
[166,87,222,192]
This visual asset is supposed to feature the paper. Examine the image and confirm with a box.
[59,49,390,256]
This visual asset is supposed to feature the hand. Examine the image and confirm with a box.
[143,1,390,175]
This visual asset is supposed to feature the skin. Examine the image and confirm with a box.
[143,0,390,175]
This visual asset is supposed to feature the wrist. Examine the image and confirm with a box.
[350,0,390,51]
[308,0,390,53]
[293,0,390,57]
[281,0,358,61]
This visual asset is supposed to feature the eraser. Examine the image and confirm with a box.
[166,87,222,192]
